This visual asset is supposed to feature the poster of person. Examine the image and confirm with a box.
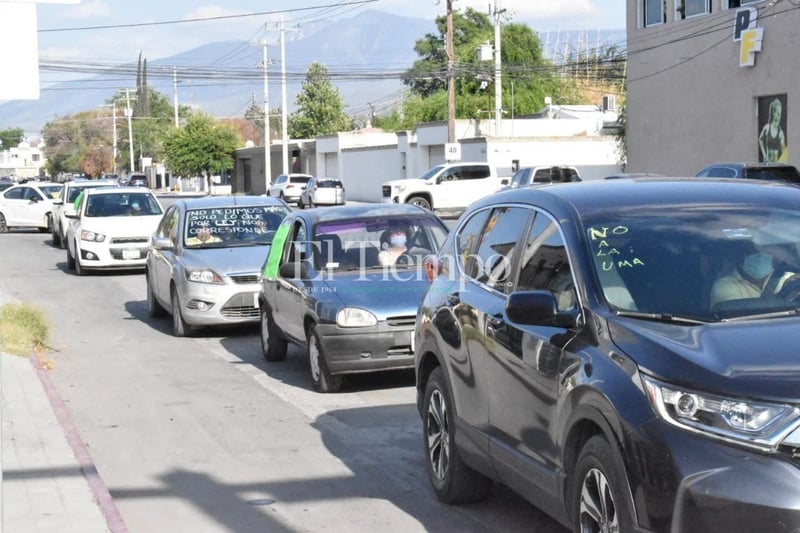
[758,94,788,163]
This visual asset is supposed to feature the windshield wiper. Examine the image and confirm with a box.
[615,310,709,325]
[721,308,800,322]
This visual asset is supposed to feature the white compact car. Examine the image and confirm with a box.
[65,187,164,275]
[298,177,345,208]
[0,182,62,233]
[52,179,118,248]
[266,173,312,204]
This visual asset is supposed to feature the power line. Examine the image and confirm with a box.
[38,0,378,32]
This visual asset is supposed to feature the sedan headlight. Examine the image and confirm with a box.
[80,230,106,242]
[185,268,224,285]
[336,307,377,328]
[642,375,800,450]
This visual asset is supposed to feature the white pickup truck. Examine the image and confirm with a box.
[381,162,510,213]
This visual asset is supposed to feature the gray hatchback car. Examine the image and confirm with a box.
[145,195,292,336]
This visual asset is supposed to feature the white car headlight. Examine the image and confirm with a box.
[642,375,800,450]
[80,230,106,242]
[185,269,224,285]
[336,307,377,328]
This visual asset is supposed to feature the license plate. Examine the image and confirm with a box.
[122,249,140,260]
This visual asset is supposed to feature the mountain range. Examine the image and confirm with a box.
[0,10,625,137]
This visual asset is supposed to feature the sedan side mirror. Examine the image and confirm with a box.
[151,235,173,250]
[64,208,78,219]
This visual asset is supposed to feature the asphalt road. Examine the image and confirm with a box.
[0,224,568,533]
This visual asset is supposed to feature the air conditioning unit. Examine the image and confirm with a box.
[602,95,616,112]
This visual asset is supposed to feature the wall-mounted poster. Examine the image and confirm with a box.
[758,94,788,163]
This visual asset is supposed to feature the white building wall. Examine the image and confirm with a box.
[340,147,403,202]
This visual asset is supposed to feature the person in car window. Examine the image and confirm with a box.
[186,223,222,246]
[710,245,795,307]
[378,225,409,266]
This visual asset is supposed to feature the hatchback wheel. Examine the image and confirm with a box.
[66,245,75,270]
[571,435,634,533]
[146,272,167,317]
[171,289,192,337]
[307,325,341,393]
[0,213,6,233]
[260,307,288,362]
[74,248,87,276]
[423,367,490,503]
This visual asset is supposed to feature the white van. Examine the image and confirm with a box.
[381,162,510,213]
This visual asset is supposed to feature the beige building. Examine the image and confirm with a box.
[626,0,798,174]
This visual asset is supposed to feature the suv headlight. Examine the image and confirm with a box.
[185,268,224,285]
[80,230,105,242]
[336,307,377,327]
[642,375,800,450]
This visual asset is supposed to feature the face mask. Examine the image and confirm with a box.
[390,234,407,248]
[742,252,773,280]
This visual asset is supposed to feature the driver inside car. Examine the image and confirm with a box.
[378,225,410,266]
[710,244,797,308]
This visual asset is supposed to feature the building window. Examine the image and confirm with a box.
[644,0,666,26]
[677,0,711,19]
[32,154,40,162]
[727,0,761,8]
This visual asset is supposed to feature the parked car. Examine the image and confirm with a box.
[266,173,312,204]
[415,178,800,532]
[505,165,581,189]
[51,179,117,248]
[127,173,149,187]
[0,181,62,233]
[298,177,345,208]
[259,204,449,392]
[0,177,13,191]
[64,187,164,275]
[382,162,511,213]
[145,195,292,337]
[695,162,800,184]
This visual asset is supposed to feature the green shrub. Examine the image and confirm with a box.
[0,303,49,356]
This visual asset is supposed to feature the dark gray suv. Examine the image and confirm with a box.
[695,162,800,184]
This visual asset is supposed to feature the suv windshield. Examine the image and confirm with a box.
[585,204,800,322]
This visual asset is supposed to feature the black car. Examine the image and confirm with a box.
[259,203,449,392]
[415,178,800,532]
[696,162,800,184]
[127,173,149,187]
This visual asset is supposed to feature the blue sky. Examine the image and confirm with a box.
[36,0,625,62]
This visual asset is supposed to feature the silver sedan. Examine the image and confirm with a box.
[145,195,291,336]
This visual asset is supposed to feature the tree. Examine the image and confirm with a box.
[399,8,602,124]
[161,113,242,193]
[41,111,111,177]
[80,145,114,178]
[0,127,25,150]
[244,97,283,145]
[288,62,349,139]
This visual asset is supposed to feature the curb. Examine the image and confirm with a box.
[29,354,129,533]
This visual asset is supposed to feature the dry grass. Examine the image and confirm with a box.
[0,303,49,357]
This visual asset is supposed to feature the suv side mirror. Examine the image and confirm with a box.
[506,290,577,328]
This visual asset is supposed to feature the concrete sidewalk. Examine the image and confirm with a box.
[2,353,120,532]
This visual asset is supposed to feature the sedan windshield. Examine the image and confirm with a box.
[585,205,800,322]
[184,205,290,248]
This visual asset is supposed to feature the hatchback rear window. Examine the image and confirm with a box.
[317,180,343,188]
[290,176,312,184]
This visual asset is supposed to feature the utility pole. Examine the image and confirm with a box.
[261,37,271,189]
[493,0,505,137]
[446,0,455,143]
[122,88,136,173]
[101,102,118,175]
[280,16,289,175]
[173,67,179,128]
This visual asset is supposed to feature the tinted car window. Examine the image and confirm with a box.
[4,187,24,200]
[457,209,492,279]
[516,213,576,311]
[707,167,736,178]
[472,207,531,291]
[747,167,800,183]
[290,176,312,185]
[317,180,342,188]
